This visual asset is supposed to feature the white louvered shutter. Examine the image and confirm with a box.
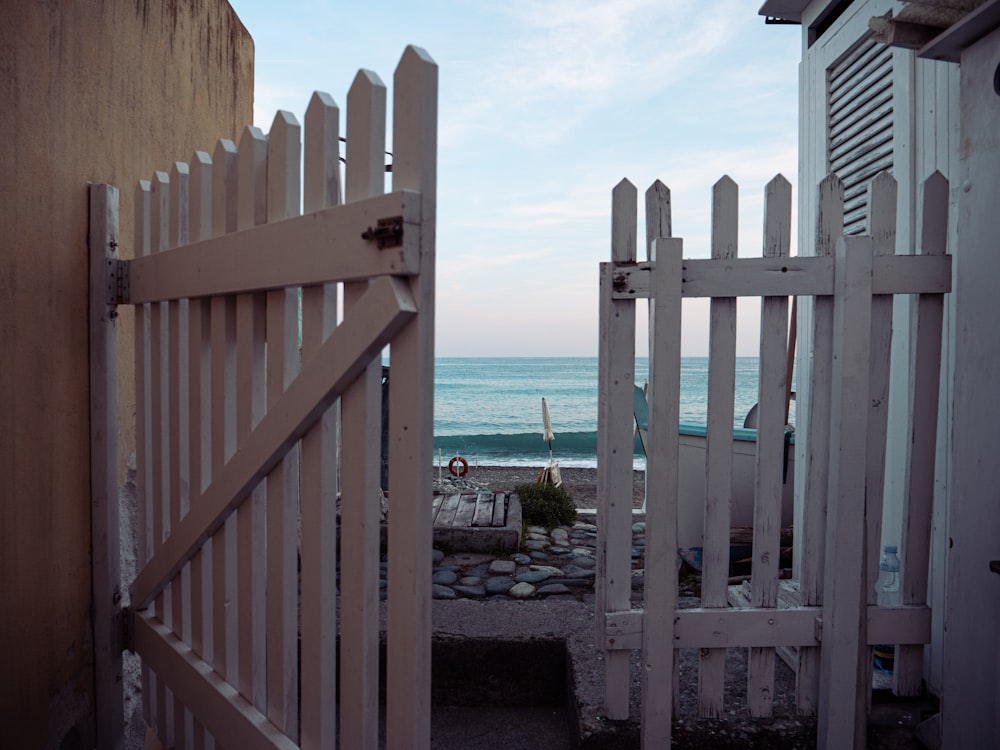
[827,39,894,235]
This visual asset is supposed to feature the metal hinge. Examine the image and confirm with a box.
[106,258,130,306]
[119,606,135,653]
[361,215,404,249]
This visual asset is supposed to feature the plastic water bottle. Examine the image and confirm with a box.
[874,545,901,674]
[876,545,901,607]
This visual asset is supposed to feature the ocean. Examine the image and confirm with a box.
[431,357,767,469]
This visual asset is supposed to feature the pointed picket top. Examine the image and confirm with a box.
[346,69,387,202]
[612,179,638,262]
[867,171,897,255]
[136,179,152,259]
[189,151,213,243]
[169,161,190,250]
[920,170,949,256]
[304,91,342,214]
[392,44,438,195]
[762,173,792,259]
[237,125,268,231]
[211,139,238,238]
[151,170,170,254]
[267,111,301,223]
[645,180,671,260]
[712,176,738,260]
[816,173,845,258]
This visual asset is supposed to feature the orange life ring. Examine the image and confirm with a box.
[448,455,469,477]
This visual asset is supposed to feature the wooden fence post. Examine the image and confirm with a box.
[89,182,125,750]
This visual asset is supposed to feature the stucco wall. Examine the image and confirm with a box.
[0,2,253,746]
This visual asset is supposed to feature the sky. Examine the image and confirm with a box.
[228,0,802,357]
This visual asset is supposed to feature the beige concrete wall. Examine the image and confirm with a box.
[0,2,253,746]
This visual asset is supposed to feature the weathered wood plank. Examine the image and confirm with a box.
[341,69,388,750]
[235,124,268,713]
[149,169,170,738]
[796,173,843,715]
[749,175,792,718]
[452,494,479,527]
[129,190,421,302]
[471,493,496,527]
[299,89,341,750]
[132,274,416,610]
[385,45,437,750]
[209,138,239,689]
[88,183,125,750]
[817,236,874,750]
[895,171,949,696]
[187,150,213,750]
[608,253,948,300]
[699,175,738,719]
[264,109,301,739]
[642,237,684,747]
[491,493,507,527]
[598,178,638,722]
[433,494,461,528]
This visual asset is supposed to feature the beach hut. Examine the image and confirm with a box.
[759,1,1000,745]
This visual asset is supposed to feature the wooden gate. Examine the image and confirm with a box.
[597,170,950,748]
[89,47,437,749]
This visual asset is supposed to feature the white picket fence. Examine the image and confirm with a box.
[91,47,437,749]
[596,170,950,748]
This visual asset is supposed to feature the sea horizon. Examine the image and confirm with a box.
[427,355,771,469]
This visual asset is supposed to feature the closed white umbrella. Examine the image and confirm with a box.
[538,397,562,487]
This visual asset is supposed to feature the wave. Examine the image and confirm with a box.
[433,430,644,466]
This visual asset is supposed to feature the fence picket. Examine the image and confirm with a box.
[748,175,792,718]
[818,235,874,749]
[187,148,213,750]
[598,178,638,721]
[895,171,949,695]
[264,110,302,739]
[642,237,684,746]
[209,139,239,698]
[341,68,387,750]
[134,179,154,731]
[235,125,268,712]
[699,176,738,718]
[385,45,437,750]
[796,174,842,714]
[300,90,341,750]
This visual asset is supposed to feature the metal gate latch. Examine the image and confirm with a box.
[361,216,404,249]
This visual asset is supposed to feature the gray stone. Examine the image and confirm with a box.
[571,555,596,568]
[526,525,548,535]
[508,582,536,599]
[571,547,594,557]
[432,584,456,599]
[548,545,571,554]
[510,553,532,565]
[515,570,552,584]
[567,569,596,580]
[529,565,564,577]
[536,583,572,596]
[432,569,458,586]
[523,540,547,551]
[488,559,516,575]
[432,548,445,563]
[459,576,482,586]
[632,522,646,534]
[452,584,486,598]
[529,551,549,560]
[484,577,515,595]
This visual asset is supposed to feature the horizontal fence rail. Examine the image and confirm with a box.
[596,171,950,749]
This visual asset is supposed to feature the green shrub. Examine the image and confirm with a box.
[514,482,577,529]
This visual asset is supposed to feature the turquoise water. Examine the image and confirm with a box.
[431,357,766,468]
